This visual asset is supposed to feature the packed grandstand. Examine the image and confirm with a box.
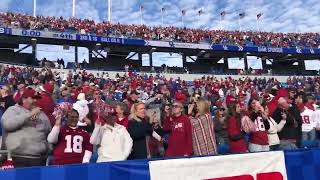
[0,4,319,180]
[1,12,320,48]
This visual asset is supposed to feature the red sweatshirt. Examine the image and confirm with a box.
[227,116,248,153]
[163,115,193,157]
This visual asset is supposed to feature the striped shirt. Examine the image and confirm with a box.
[191,113,217,156]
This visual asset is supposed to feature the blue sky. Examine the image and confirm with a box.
[1,0,320,70]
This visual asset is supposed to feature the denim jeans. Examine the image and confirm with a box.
[302,129,316,141]
[279,140,298,150]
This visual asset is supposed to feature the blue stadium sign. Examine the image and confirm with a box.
[3,27,320,55]
[21,30,41,37]
[52,33,74,40]
[0,27,12,35]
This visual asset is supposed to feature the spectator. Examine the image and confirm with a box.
[0,85,15,110]
[90,108,132,162]
[87,90,105,131]
[248,99,270,152]
[1,88,51,167]
[37,83,56,126]
[57,88,74,104]
[60,59,65,69]
[47,109,93,165]
[30,76,41,92]
[289,90,303,147]
[0,98,6,146]
[162,103,171,151]
[272,97,298,150]
[300,95,317,141]
[189,99,217,155]
[227,103,248,153]
[145,92,165,127]
[115,102,129,129]
[13,80,26,103]
[73,93,90,128]
[126,90,140,110]
[163,101,192,157]
[213,107,229,148]
[124,64,129,72]
[127,102,153,159]
[263,103,286,151]
[148,108,165,158]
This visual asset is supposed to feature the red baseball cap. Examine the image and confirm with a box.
[21,88,41,99]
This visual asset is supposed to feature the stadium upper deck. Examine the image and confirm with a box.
[0,12,319,76]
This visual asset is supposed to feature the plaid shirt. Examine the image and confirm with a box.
[191,113,217,156]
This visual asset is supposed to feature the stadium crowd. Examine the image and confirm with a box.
[1,12,320,48]
[0,64,319,168]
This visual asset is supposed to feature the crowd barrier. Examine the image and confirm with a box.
[0,148,319,180]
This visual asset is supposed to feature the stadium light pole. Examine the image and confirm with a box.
[181,15,184,27]
[33,0,37,17]
[219,15,222,30]
[161,10,164,26]
[238,16,241,32]
[181,10,186,27]
[72,0,76,17]
[140,6,144,26]
[108,0,112,22]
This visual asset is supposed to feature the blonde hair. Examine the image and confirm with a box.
[129,102,145,122]
[1,85,11,95]
[196,99,210,115]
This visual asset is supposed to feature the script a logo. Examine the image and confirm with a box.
[205,172,283,180]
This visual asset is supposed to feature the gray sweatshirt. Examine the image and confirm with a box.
[1,104,52,157]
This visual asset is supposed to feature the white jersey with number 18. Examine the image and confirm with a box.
[301,108,316,132]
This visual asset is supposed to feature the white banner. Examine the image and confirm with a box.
[149,151,287,180]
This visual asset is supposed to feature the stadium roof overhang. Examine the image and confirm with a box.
[0,34,319,62]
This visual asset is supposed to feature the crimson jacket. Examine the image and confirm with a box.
[227,116,248,153]
[163,114,193,157]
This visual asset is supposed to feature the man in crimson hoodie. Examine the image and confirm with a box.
[37,83,56,126]
[163,101,193,157]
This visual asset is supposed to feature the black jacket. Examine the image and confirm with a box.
[272,107,299,140]
[127,118,153,160]
[289,104,303,147]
